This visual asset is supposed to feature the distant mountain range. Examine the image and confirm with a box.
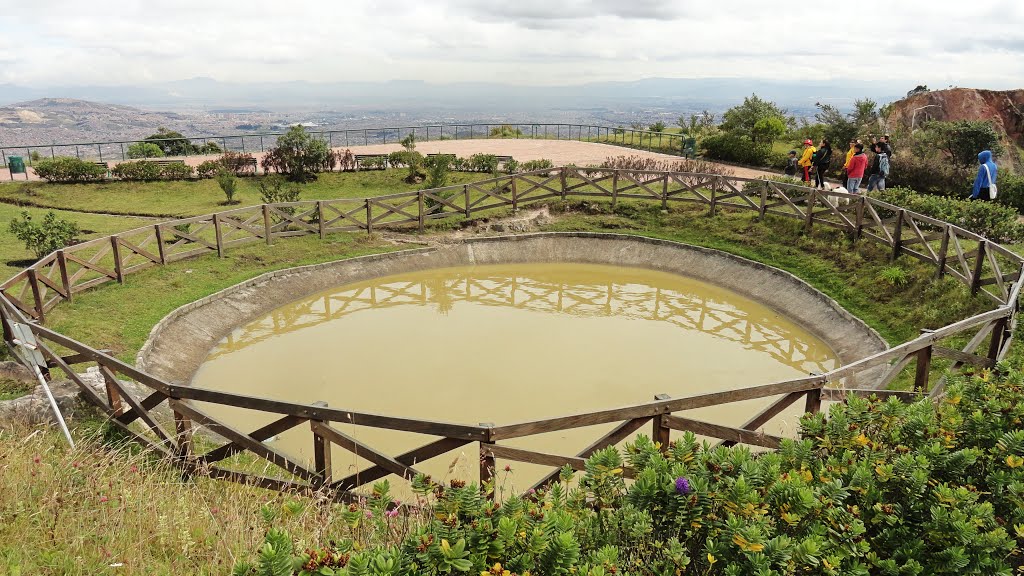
[0,77,906,113]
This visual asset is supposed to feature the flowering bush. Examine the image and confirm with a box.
[236,367,1024,575]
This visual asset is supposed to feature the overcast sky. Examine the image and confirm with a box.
[0,0,1021,88]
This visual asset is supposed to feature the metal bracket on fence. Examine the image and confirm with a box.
[8,322,75,447]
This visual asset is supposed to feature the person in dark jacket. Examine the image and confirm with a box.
[813,138,832,190]
[880,135,894,158]
[867,142,889,192]
[971,150,998,201]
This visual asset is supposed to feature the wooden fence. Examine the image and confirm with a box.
[1,166,1021,498]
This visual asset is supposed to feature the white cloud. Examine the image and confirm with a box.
[0,0,1021,88]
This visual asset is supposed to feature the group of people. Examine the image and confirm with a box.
[785,135,894,193]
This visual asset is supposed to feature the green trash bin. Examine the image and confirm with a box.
[8,156,25,174]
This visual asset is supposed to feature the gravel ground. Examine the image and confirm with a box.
[0,139,777,182]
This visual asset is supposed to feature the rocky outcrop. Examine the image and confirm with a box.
[885,88,1024,146]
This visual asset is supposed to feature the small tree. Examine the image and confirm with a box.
[9,211,80,259]
[267,126,331,182]
[127,142,165,159]
[216,170,239,204]
[400,133,416,152]
[144,128,196,156]
[923,120,1004,172]
[648,121,666,132]
[424,154,451,189]
[256,175,301,209]
[720,94,793,146]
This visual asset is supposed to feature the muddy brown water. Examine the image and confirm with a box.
[193,263,836,493]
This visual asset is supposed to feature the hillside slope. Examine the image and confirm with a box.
[886,88,1024,146]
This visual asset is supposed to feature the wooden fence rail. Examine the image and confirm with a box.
[1,166,1021,499]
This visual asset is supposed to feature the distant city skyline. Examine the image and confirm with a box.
[0,0,1021,89]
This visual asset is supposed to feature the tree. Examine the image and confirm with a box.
[720,94,791,147]
[752,117,786,147]
[217,170,239,204]
[922,120,1004,172]
[907,85,930,98]
[648,121,666,132]
[814,102,858,146]
[677,111,716,135]
[852,98,879,127]
[144,128,196,156]
[400,133,416,152]
[127,142,165,159]
[9,211,80,259]
[266,126,331,182]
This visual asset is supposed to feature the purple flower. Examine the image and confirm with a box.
[385,508,400,518]
[675,477,691,495]
[364,510,374,519]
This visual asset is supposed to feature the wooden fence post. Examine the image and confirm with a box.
[560,168,568,201]
[511,175,518,212]
[25,269,45,323]
[212,214,224,258]
[56,250,72,302]
[318,201,326,239]
[464,185,471,217]
[971,240,987,295]
[804,388,822,414]
[758,181,768,220]
[417,192,425,232]
[854,196,865,241]
[935,225,950,279]
[611,171,619,208]
[154,225,167,264]
[661,175,668,210]
[312,407,332,490]
[709,178,718,216]
[987,316,1009,360]
[262,205,272,246]
[173,410,194,475]
[479,422,495,497]
[365,199,373,235]
[99,365,124,416]
[914,345,933,392]
[890,209,904,261]
[110,236,124,283]
[652,394,671,453]
[803,190,816,233]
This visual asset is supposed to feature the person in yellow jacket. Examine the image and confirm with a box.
[842,138,860,181]
[798,139,816,183]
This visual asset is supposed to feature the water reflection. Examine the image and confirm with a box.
[195,263,836,491]
[209,265,834,375]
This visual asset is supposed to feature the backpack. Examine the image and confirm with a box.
[984,164,998,199]
[879,153,890,177]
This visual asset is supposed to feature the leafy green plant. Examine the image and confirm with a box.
[878,265,909,287]
[648,121,666,132]
[520,159,554,172]
[217,170,239,204]
[158,162,194,180]
[467,154,499,174]
[490,125,524,138]
[257,175,301,207]
[111,160,162,181]
[874,186,1024,242]
[33,157,107,183]
[8,210,80,259]
[261,126,331,182]
[126,142,165,159]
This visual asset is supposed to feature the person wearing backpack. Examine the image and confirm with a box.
[813,138,832,190]
[971,150,998,201]
[867,142,889,192]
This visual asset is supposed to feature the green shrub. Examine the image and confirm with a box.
[648,121,666,132]
[261,126,331,182]
[996,171,1024,214]
[490,124,523,138]
[886,153,960,196]
[467,153,499,174]
[126,142,165,159]
[8,210,80,259]
[33,157,107,183]
[196,159,221,179]
[874,186,1024,242]
[112,160,162,181]
[877,265,910,287]
[256,175,300,205]
[217,170,239,204]
[520,159,554,172]
[503,158,520,174]
[237,368,1024,575]
[701,133,771,166]
[158,162,194,180]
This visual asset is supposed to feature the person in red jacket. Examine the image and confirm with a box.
[845,143,868,193]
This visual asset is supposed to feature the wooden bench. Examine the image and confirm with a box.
[495,155,513,164]
[92,161,111,176]
[149,159,187,167]
[355,154,388,170]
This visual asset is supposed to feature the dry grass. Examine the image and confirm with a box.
[0,419,433,575]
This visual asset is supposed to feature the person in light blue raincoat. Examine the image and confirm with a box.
[971,150,997,201]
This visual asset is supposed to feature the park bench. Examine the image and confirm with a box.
[92,161,111,176]
[355,154,388,170]
[149,159,187,167]
[495,155,513,165]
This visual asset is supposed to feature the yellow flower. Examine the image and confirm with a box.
[707,553,717,565]
[1007,455,1024,468]
[800,469,813,483]
[853,433,869,447]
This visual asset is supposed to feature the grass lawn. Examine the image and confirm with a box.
[0,203,148,279]
[0,170,492,219]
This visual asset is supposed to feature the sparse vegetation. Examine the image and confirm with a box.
[126,141,165,159]
[8,210,80,259]
[261,126,332,182]
[33,157,107,183]
[217,170,239,204]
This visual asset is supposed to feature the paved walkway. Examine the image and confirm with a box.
[0,140,777,182]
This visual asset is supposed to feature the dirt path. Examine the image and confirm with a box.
[0,140,778,182]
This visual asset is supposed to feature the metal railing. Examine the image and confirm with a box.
[0,123,692,169]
